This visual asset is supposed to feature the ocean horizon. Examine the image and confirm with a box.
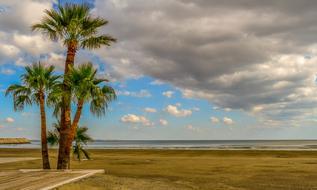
[2,140,317,150]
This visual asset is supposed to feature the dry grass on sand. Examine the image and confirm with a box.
[1,149,317,189]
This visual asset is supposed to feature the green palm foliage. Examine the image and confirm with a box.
[49,63,117,120]
[66,62,117,117]
[73,127,92,161]
[63,63,116,162]
[48,124,93,161]
[6,63,60,169]
[6,63,59,111]
[31,3,116,50]
[32,3,116,169]
[47,121,62,146]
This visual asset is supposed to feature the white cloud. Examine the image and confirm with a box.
[44,52,65,69]
[150,80,164,85]
[118,89,152,98]
[159,119,168,126]
[121,114,154,127]
[192,107,200,112]
[16,127,25,131]
[21,112,36,117]
[224,108,232,112]
[223,117,234,125]
[0,0,54,32]
[12,33,58,56]
[0,68,15,75]
[92,0,317,127]
[0,0,64,67]
[186,124,200,132]
[144,107,157,113]
[162,91,174,98]
[186,124,194,130]
[164,104,192,117]
[15,57,28,67]
[0,44,20,58]
[252,105,264,113]
[210,117,220,124]
[5,117,14,123]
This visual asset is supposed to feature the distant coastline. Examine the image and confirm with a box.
[0,138,30,144]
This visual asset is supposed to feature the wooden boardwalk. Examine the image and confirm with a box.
[0,157,103,189]
[0,169,104,190]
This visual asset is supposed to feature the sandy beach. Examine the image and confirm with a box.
[1,148,317,189]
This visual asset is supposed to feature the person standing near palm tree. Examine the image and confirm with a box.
[6,63,59,169]
[32,3,116,169]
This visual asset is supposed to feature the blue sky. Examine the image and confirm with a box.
[0,63,254,140]
[1,0,317,140]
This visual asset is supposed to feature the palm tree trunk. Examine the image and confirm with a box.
[57,41,77,169]
[39,92,50,169]
[64,99,84,169]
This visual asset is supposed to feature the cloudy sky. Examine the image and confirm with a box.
[1,0,317,140]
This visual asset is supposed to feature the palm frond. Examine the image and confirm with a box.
[81,148,91,160]
[47,130,59,146]
[6,62,60,112]
[13,95,32,111]
[73,143,82,161]
[32,3,115,50]
[80,16,108,36]
[81,35,116,49]
[67,62,116,117]
[75,126,93,144]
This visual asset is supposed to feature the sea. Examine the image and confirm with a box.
[1,140,317,150]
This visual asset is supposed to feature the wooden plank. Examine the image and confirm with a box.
[39,170,104,190]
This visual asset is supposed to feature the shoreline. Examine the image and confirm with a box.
[0,138,30,144]
[1,147,317,151]
[3,139,317,151]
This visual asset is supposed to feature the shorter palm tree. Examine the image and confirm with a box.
[6,63,59,169]
[48,122,92,161]
[62,62,116,167]
[73,127,92,161]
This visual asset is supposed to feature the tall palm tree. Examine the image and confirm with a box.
[6,63,59,169]
[63,63,116,166]
[32,3,116,169]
